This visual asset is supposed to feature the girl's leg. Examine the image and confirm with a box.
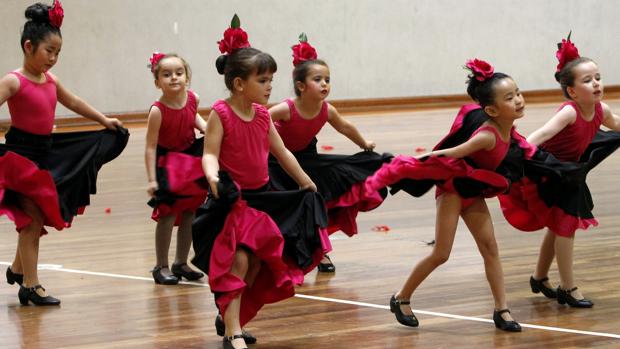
[224,249,251,349]
[533,229,556,289]
[15,195,47,297]
[154,214,176,276]
[395,193,461,315]
[462,198,513,322]
[555,234,585,299]
[173,211,194,268]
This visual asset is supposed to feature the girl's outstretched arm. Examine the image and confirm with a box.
[52,72,122,130]
[145,106,162,197]
[419,130,495,159]
[268,119,316,191]
[202,110,223,197]
[527,105,576,146]
[326,104,375,151]
[601,102,620,131]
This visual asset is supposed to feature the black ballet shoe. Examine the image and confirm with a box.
[389,294,419,327]
[317,255,336,273]
[557,287,593,308]
[171,263,204,281]
[215,314,257,344]
[18,285,61,306]
[530,276,557,299]
[6,267,23,286]
[493,309,521,332]
[151,266,179,285]
[223,334,248,349]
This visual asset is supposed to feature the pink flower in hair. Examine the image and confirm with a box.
[292,33,318,66]
[217,15,250,55]
[149,52,166,72]
[48,0,64,28]
[465,58,495,81]
[555,32,580,72]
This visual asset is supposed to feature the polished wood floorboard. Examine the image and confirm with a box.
[2,102,620,348]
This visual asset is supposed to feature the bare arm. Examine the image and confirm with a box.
[601,102,620,131]
[52,73,122,130]
[0,73,19,107]
[526,105,576,146]
[268,101,291,122]
[268,119,316,191]
[193,93,207,133]
[195,113,207,133]
[202,110,223,197]
[326,104,375,150]
[420,130,495,159]
[144,106,162,196]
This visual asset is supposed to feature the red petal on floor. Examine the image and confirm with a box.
[320,145,334,151]
[371,225,391,232]
[415,147,427,153]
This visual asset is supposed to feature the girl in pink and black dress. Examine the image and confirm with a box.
[184,16,330,349]
[367,59,522,332]
[0,1,128,306]
[269,33,390,272]
[499,34,620,308]
[145,53,207,285]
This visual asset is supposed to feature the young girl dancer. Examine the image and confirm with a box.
[503,34,620,307]
[367,59,522,332]
[183,16,330,349]
[145,52,206,285]
[269,33,389,272]
[0,0,128,305]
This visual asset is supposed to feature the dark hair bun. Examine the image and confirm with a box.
[215,55,228,75]
[25,3,50,24]
[466,75,482,102]
[554,71,561,83]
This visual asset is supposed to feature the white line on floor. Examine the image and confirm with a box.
[2,261,619,339]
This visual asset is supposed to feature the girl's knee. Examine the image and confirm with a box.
[430,250,450,266]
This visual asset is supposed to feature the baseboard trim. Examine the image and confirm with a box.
[2,86,620,132]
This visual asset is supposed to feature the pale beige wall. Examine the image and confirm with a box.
[1,0,618,118]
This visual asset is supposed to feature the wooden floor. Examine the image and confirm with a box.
[2,102,620,349]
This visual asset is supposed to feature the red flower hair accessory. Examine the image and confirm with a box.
[464,58,494,82]
[149,52,166,72]
[218,14,251,55]
[48,0,64,28]
[292,32,318,66]
[555,31,580,72]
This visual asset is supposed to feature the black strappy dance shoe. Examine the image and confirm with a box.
[223,334,248,349]
[317,254,336,273]
[151,266,179,285]
[389,294,418,327]
[18,285,61,306]
[530,276,557,298]
[171,263,204,281]
[6,266,23,286]
[215,314,257,344]
[557,287,593,308]
[493,309,521,332]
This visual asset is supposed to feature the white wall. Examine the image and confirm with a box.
[1,0,619,118]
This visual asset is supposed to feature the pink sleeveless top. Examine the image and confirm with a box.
[467,125,510,170]
[541,101,603,162]
[7,71,56,135]
[152,90,197,151]
[275,99,328,152]
[213,100,270,189]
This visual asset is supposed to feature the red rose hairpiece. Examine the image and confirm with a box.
[555,31,580,72]
[292,32,318,67]
[218,14,251,55]
[149,52,166,72]
[48,0,64,28]
[464,58,494,82]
